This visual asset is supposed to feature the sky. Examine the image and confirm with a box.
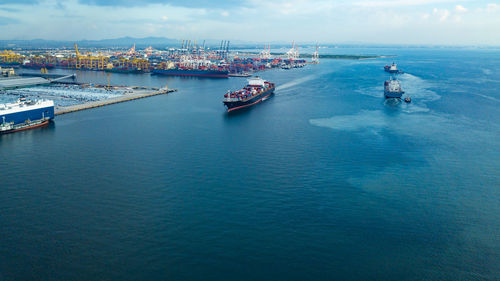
[0,0,499,45]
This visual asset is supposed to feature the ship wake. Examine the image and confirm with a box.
[276,74,318,92]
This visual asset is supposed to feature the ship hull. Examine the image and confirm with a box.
[1,105,55,125]
[22,64,55,69]
[152,69,229,78]
[224,87,274,112]
[0,63,21,68]
[105,68,147,74]
[384,90,404,99]
[0,119,50,134]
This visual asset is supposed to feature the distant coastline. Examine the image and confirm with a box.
[235,51,392,60]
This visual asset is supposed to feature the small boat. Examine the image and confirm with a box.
[404,96,411,103]
[229,72,251,77]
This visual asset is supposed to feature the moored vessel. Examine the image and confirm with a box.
[21,63,55,70]
[223,77,275,112]
[384,78,404,99]
[0,98,54,134]
[152,68,229,78]
[229,72,251,77]
[104,67,147,74]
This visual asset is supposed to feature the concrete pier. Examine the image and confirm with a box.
[55,88,177,116]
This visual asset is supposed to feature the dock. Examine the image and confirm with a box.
[0,77,51,90]
[20,73,77,80]
[0,74,77,90]
[55,88,177,116]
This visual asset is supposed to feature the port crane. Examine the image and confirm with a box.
[311,43,319,63]
[286,41,299,60]
[73,43,108,70]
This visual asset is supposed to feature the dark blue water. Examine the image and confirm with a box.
[1,48,500,280]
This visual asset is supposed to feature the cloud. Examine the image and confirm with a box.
[455,5,467,12]
[354,0,457,8]
[0,0,39,4]
[0,16,18,25]
[433,8,450,21]
[0,0,499,45]
[486,3,500,12]
[77,0,243,8]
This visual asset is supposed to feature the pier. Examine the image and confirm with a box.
[20,73,77,80]
[55,88,177,116]
[0,77,51,90]
[0,73,77,90]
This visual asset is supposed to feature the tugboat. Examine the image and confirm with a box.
[223,77,275,112]
[384,63,401,74]
[384,78,404,99]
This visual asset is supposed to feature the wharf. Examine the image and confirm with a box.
[0,77,51,90]
[0,74,77,90]
[55,88,177,116]
[20,73,77,80]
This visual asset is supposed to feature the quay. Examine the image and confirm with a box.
[55,88,177,116]
[0,74,77,90]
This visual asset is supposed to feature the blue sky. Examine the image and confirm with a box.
[0,0,499,45]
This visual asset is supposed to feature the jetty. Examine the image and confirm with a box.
[55,87,177,116]
[0,74,77,90]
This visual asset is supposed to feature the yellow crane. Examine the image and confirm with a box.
[71,43,108,70]
[0,50,24,64]
[74,43,82,68]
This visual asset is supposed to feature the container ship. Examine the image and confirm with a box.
[152,68,229,78]
[104,67,148,74]
[384,78,404,99]
[223,77,275,112]
[0,97,54,134]
[22,63,55,69]
[0,62,21,68]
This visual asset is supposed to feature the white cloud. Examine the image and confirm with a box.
[354,0,457,8]
[455,5,467,12]
[433,8,450,21]
[0,0,499,45]
[486,3,500,12]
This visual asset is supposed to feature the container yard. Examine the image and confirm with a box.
[0,41,315,77]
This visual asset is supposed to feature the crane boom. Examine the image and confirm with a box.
[74,43,80,58]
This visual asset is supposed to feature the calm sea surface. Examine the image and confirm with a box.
[1,47,499,280]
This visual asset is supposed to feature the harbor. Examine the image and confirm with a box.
[0,67,177,133]
[3,51,500,281]
[0,42,327,133]
[1,0,499,279]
